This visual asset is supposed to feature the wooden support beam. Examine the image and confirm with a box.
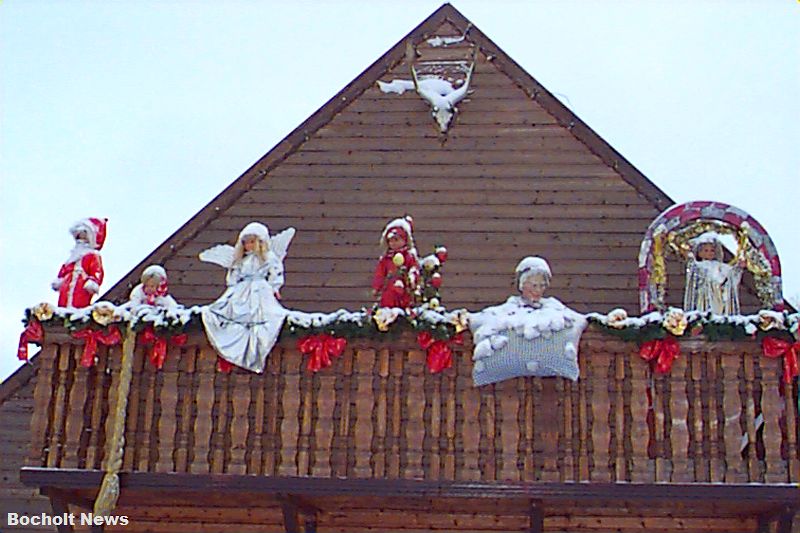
[776,506,795,533]
[280,496,300,533]
[304,515,318,533]
[45,490,75,533]
[529,500,544,533]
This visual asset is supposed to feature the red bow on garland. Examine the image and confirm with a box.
[18,320,44,361]
[297,334,348,372]
[217,357,235,373]
[639,336,680,374]
[417,331,464,374]
[71,326,122,368]
[139,325,188,370]
[761,336,800,385]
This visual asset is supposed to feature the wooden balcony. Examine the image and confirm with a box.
[20,327,800,532]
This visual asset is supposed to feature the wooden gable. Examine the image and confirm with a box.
[104,4,756,315]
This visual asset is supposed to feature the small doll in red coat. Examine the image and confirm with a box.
[372,216,420,309]
[52,218,107,308]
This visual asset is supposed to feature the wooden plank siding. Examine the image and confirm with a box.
[95,14,728,316]
[0,369,57,533]
[86,37,757,315]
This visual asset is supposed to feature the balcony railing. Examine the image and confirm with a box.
[27,328,799,485]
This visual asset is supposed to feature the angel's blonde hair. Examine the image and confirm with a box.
[233,235,269,264]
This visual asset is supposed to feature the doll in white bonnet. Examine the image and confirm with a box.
[128,265,179,309]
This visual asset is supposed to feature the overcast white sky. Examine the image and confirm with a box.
[2,1,798,382]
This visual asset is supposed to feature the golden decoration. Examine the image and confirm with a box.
[451,310,469,333]
[91,302,118,326]
[606,308,628,329]
[373,308,400,332]
[392,252,405,267]
[94,326,136,516]
[663,308,688,336]
[33,302,55,321]
[758,310,785,332]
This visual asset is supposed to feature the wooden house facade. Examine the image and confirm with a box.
[2,4,797,532]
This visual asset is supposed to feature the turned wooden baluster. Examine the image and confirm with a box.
[279,347,301,477]
[404,350,426,479]
[30,343,59,466]
[561,379,575,482]
[652,372,668,481]
[761,355,787,483]
[353,348,375,478]
[743,353,761,481]
[312,370,336,477]
[669,355,691,482]
[174,346,197,473]
[295,364,313,476]
[189,347,217,474]
[613,353,627,481]
[460,359,481,482]
[228,369,251,475]
[577,368,590,481]
[263,346,283,476]
[121,346,144,471]
[786,381,800,483]
[629,348,651,482]
[443,363,458,480]
[497,379,520,482]
[721,354,746,482]
[248,371,265,475]
[425,370,442,479]
[369,348,390,478]
[386,349,404,478]
[153,347,179,472]
[47,344,74,468]
[690,351,706,481]
[86,352,111,470]
[707,351,724,483]
[536,379,560,482]
[589,353,611,482]
[138,360,158,472]
[478,382,497,481]
[520,378,535,481]
[63,346,90,468]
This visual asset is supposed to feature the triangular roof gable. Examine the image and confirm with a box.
[104,3,675,307]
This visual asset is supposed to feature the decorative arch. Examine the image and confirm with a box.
[638,201,783,313]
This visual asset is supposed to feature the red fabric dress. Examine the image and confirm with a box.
[56,249,104,307]
[372,247,419,308]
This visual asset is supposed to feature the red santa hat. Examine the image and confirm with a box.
[69,217,108,250]
[380,216,415,249]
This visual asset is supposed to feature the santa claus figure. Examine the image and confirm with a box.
[372,216,420,309]
[52,218,107,308]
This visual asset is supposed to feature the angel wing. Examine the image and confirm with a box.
[269,227,296,261]
[198,244,236,268]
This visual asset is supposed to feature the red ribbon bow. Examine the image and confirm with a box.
[71,326,122,367]
[139,324,187,370]
[217,357,235,373]
[417,331,464,374]
[297,334,347,372]
[761,336,800,384]
[18,320,44,361]
[639,336,680,374]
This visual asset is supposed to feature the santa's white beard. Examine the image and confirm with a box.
[66,242,93,263]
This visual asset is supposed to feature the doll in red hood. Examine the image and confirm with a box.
[52,218,107,308]
[372,216,420,309]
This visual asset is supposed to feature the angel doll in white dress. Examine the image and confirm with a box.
[683,232,744,315]
[199,222,296,373]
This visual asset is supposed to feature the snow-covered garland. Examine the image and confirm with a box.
[588,308,800,383]
[20,301,797,382]
[19,302,469,374]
